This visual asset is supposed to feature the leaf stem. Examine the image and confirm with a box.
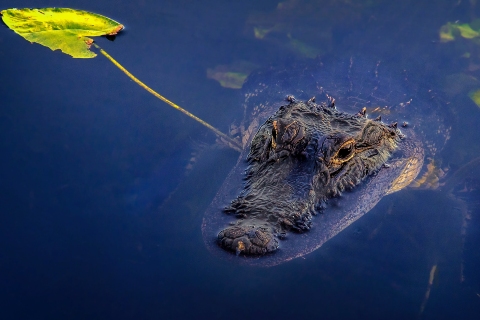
[92,43,242,152]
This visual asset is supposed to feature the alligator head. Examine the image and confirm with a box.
[217,98,402,256]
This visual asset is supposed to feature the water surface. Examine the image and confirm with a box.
[1,0,479,319]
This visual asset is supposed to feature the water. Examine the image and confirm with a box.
[1,0,479,319]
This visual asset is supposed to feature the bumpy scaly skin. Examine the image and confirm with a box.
[217,99,402,256]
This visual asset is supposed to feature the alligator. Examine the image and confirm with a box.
[201,57,440,266]
[217,96,422,255]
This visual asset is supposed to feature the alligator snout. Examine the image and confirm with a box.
[217,225,278,255]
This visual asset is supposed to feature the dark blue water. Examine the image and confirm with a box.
[1,0,480,319]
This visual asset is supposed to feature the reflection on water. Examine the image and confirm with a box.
[0,0,479,319]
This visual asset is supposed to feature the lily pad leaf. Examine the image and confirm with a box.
[1,8,123,58]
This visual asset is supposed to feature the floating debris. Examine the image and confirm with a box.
[419,264,438,316]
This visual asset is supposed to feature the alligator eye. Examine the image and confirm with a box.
[333,140,355,163]
[338,143,353,159]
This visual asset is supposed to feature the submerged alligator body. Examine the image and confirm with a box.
[202,57,438,266]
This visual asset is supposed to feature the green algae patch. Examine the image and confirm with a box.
[207,62,258,89]
[456,24,480,39]
[1,8,123,58]
[439,23,456,42]
[207,71,247,89]
[469,89,480,107]
[439,20,480,42]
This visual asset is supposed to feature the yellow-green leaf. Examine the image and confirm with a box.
[1,8,123,58]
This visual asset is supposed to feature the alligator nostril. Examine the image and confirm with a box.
[236,241,245,256]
